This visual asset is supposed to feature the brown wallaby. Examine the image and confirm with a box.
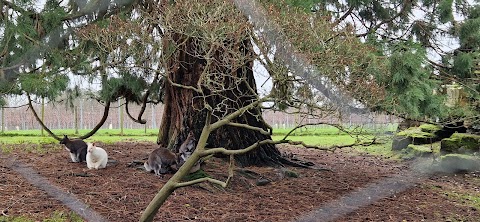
[144,147,178,175]
[177,131,200,172]
[178,131,197,166]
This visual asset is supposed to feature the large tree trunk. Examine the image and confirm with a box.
[157,33,283,167]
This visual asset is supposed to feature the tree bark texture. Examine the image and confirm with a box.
[157,34,283,167]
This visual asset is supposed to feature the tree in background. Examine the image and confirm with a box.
[0,0,161,139]
[276,0,479,126]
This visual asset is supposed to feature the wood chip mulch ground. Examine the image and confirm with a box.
[1,142,479,221]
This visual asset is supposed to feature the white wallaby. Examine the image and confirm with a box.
[86,142,108,169]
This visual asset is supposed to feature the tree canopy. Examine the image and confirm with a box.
[1,0,479,130]
[275,0,479,122]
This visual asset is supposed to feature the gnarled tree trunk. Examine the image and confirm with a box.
[157,33,283,167]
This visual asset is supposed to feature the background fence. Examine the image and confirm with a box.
[0,97,400,132]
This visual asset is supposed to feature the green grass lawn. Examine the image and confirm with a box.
[271,135,360,146]
[271,124,397,137]
[0,125,396,157]
[0,128,380,146]
[0,127,395,157]
[0,128,157,145]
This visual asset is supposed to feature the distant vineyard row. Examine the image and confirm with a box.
[0,99,397,131]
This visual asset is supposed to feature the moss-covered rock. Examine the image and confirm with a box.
[392,127,438,150]
[439,154,480,172]
[397,127,431,138]
[441,137,460,152]
[392,135,412,150]
[440,133,480,154]
[405,144,433,157]
[419,124,443,134]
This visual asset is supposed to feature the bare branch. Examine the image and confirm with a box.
[125,99,147,124]
[281,122,349,141]
[2,103,30,109]
[26,93,61,141]
[356,1,413,37]
[226,122,270,135]
[78,99,111,140]
[165,74,203,93]
[332,6,355,27]
[174,177,228,188]
[202,139,275,156]
[282,140,334,151]
[133,72,162,123]
[210,99,263,131]
[284,138,380,152]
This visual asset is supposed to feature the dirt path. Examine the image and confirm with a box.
[8,159,106,221]
[295,158,442,222]
[1,142,479,221]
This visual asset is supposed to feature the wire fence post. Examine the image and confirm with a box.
[119,100,124,135]
[1,106,4,133]
[41,97,45,136]
[74,105,79,135]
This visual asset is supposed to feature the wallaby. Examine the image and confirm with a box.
[86,142,108,169]
[60,135,87,163]
[177,131,200,172]
[144,147,178,175]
